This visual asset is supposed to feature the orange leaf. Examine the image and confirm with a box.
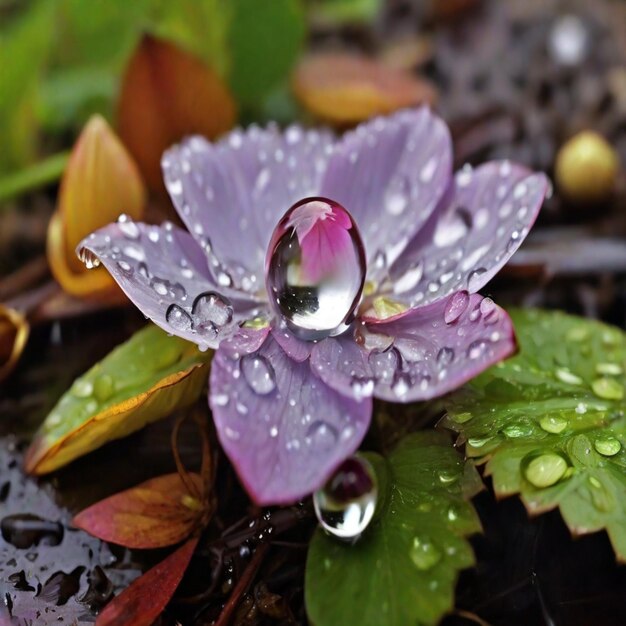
[96,536,199,626]
[73,473,205,549]
[292,52,438,126]
[0,305,29,383]
[117,35,236,192]
[47,115,146,300]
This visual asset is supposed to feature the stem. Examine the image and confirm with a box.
[0,151,69,205]
[213,543,269,626]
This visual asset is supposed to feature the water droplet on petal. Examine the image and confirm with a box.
[313,455,377,542]
[467,339,487,360]
[166,304,193,333]
[466,267,487,291]
[117,214,140,239]
[409,536,441,570]
[437,347,455,366]
[192,292,233,336]
[265,198,366,340]
[444,292,469,324]
[368,348,399,384]
[393,261,423,295]
[241,354,276,395]
[384,177,409,215]
[306,420,338,450]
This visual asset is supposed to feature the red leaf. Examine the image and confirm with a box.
[117,34,236,192]
[73,473,205,549]
[96,536,198,626]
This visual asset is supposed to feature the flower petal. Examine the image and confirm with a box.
[321,108,452,280]
[209,335,372,504]
[387,162,549,307]
[162,124,334,287]
[313,293,516,403]
[271,323,312,362]
[78,221,263,349]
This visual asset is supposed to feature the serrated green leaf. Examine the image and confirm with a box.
[25,324,211,475]
[443,308,626,560]
[227,0,305,107]
[305,432,482,626]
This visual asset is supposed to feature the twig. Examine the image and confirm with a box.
[171,413,203,501]
[213,543,269,626]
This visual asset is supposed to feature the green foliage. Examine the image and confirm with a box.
[305,432,482,626]
[25,324,211,474]
[0,0,305,174]
[227,0,305,108]
[443,308,626,559]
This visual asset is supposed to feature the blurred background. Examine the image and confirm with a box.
[1,0,626,624]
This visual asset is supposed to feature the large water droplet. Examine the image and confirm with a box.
[539,415,567,434]
[241,354,276,395]
[117,214,140,239]
[192,292,233,336]
[591,377,624,401]
[444,291,469,324]
[594,437,621,457]
[71,379,93,398]
[265,198,366,340]
[409,536,442,570]
[523,451,569,488]
[166,304,193,333]
[313,455,377,542]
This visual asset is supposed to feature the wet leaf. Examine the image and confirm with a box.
[443,309,626,560]
[305,432,482,626]
[25,324,211,475]
[96,536,198,626]
[293,52,438,126]
[227,0,305,107]
[47,115,146,299]
[73,473,205,549]
[117,34,236,191]
[0,305,29,383]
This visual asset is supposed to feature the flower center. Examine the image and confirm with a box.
[265,197,366,340]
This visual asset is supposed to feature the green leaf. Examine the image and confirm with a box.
[0,0,55,171]
[227,0,306,108]
[443,308,626,560]
[305,432,482,626]
[24,324,211,475]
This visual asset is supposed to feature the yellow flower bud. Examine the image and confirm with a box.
[555,131,619,202]
[47,115,146,299]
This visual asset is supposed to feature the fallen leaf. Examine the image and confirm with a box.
[292,52,438,126]
[25,324,211,475]
[0,305,29,383]
[117,34,236,191]
[47,114,146,300]
[96,536,198,626]
[73,473,205,549]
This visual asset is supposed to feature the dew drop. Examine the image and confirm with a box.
[523,451,569,488]
[384,177,409,216]
[313,456,377,541]
[539,415,567,434]
[555,367,583,386]
[437,347,455,366]
[368,348,399,384]
[409,536,442,570]
[594,437,621,457]
[241,354,276,395]
[306,421,338,450]
[165,304,193,333]
[192,292,233,335]
[466,267,487,291]
[93,375,115,402]
[117,215,140,239]
[265,198,366,340]
[591,377,624,401]
[467,339,487,360]
[393,261,423,295]
[596,362,623,376]
[444,291,469,324]
[71,379,93,398]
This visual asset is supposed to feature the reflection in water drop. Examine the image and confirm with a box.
[266,198,366,340]
[313,455,378,541]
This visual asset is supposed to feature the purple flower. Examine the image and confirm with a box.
[78,108,548,505]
